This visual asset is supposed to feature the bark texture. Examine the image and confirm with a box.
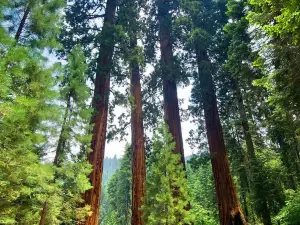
[157,0,186,167]
[195,45,246,225]
[83,0,117,224]
[130,37,146,225]
[15,5,30,42]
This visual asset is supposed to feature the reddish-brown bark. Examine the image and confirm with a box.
[130,36,146,225]
[83,0,117,224]
[195,46,247,225]
[157,0,186,167]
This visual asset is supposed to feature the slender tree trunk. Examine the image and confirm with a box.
[157,0,186,167]
[39,97,71,225]
[15,5,30,42]
[232,80,272,225]
[39,202,47,225]
[195,45,246,225]
[54,96,71,165]
[278,137,297,190]
[130,36,146,225]
[83,0,117,224]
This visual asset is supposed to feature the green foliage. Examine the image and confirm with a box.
[187,155,219,225]
[276,190,300,225]
[142,123,193,225]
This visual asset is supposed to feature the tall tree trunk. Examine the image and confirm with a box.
[130,36,146,225]
[157,0,186,167]
[232,80,272,225]
[15,5,30,42]
[195,45,246,225]
[83,0,117,224]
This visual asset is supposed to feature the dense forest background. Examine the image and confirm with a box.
[1,0,300,225]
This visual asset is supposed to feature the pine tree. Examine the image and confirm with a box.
[142,123,192,225]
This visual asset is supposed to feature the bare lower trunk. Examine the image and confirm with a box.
[195,45,246,225]
[83,0,117,224]
[130,37,146,225]
[15,5,30,42]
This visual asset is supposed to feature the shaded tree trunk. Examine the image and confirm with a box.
[232,79,272,225]
[39,202,47,225]
[195,44,246,225]
[157,0,186,167]
[54,96,71,165]
[83,0,117,224]
[278,137,297,190]
[15,5,30,42]
[130,36,146,225]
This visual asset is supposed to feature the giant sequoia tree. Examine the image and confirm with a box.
[116,0,147,223]
[2,0,300,225]
[155,0,186,166]
[181,0,247,224]
[82,0,117,224]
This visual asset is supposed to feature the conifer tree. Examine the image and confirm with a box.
[181,0,247,224]
[224,0,272,223]
[39,45,93,225]
[155,0,187,167]
[142,123,192,225]
[117,0,146,223]
[82,0,118,224]
[3,0,64,46]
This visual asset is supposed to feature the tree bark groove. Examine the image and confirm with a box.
[82,0,117,224]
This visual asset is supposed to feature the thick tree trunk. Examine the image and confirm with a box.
[130,37,146,225]
[195,45,246,225]
[157,0,186,167]
[83,0,117,224]
[232,80,272,225]
[15,5,30,42]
